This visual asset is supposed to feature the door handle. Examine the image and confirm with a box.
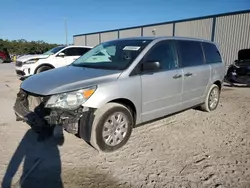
[173,74,182,79]
[184,72,193,77]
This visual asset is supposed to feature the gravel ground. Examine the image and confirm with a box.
[0,63,249,188]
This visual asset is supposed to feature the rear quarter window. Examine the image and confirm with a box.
[176,40,204,67]
[202,42,222,64]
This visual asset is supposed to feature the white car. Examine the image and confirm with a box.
[15,45,92,78]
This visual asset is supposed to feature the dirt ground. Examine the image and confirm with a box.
[0,63,249,188]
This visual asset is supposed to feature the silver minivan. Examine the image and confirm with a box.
[14,37,225,152]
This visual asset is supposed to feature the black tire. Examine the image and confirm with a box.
[89,103,133,152]
[200,84,220,112]
[35,65,52,74]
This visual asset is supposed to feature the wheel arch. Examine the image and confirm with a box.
[34,63,55,74]
[108,98,137,126]
[213,80,222,90]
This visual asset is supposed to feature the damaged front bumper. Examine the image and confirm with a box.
[13,89,91,135]
[224,71,250,85]
[224,64,250,85]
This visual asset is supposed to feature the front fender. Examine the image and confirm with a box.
[83,76,142,123]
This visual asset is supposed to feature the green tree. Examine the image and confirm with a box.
[0,39,61,55]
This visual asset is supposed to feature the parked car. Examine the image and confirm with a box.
[224,48,250,86]
[0,48,11,63]
[14,37,225,152]
[15,45,92,78]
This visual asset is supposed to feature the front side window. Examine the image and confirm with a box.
[65,47,91,56]
[176,40,204,67]
[203,42,222,64]
[143,40,177,70]
[72,40,152,70]
[76,48,91,56]
[63,48,75,56]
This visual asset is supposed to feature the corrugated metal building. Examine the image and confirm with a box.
[73,10,250,66]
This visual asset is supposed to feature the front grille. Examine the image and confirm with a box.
[16,70,25,76]
[14,89,50,130]
[16,61,23,67]
[17,89,49,112]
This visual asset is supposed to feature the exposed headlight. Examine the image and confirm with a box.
[24,59,39,64]
[45,86,97,109]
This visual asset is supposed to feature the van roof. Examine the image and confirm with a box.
[112,36,214,43]
[65,45,93,48]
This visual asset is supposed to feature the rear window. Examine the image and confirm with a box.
[176,40,204,67]
[203,42,222,64]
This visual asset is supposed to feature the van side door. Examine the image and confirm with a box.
[140,40,183,123]
[175,40,210,109]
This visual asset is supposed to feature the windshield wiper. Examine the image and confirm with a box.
[72,64,120,70]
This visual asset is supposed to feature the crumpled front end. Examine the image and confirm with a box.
[224,63,250,85]
[14,89,90,135]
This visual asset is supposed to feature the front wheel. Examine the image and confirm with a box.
[200,84,220,112]
[36,65,52,74]
[89,103,133,152]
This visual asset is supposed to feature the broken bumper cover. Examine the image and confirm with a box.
[225,64,250,84]
[14,101,45,128]
[224,72,250,84]
[13,90,90,135]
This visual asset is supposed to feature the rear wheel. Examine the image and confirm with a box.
[89,103,133,152]
[36,65,53,74]
[200,84,220,112]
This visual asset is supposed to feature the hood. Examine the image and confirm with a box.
[17,54,50,62]
[21,65,122,95]
[238,49,250,61]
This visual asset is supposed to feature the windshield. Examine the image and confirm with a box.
[72,39,152,70]
[236,49,250,66]
[43,46,65,55]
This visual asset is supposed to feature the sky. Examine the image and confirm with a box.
[1,0,250,44]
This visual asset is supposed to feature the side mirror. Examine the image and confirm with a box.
[142,61,161,72]
[58,52,65,57]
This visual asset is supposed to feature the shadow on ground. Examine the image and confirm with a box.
[1,129,63,188]
[1,128,130,188]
